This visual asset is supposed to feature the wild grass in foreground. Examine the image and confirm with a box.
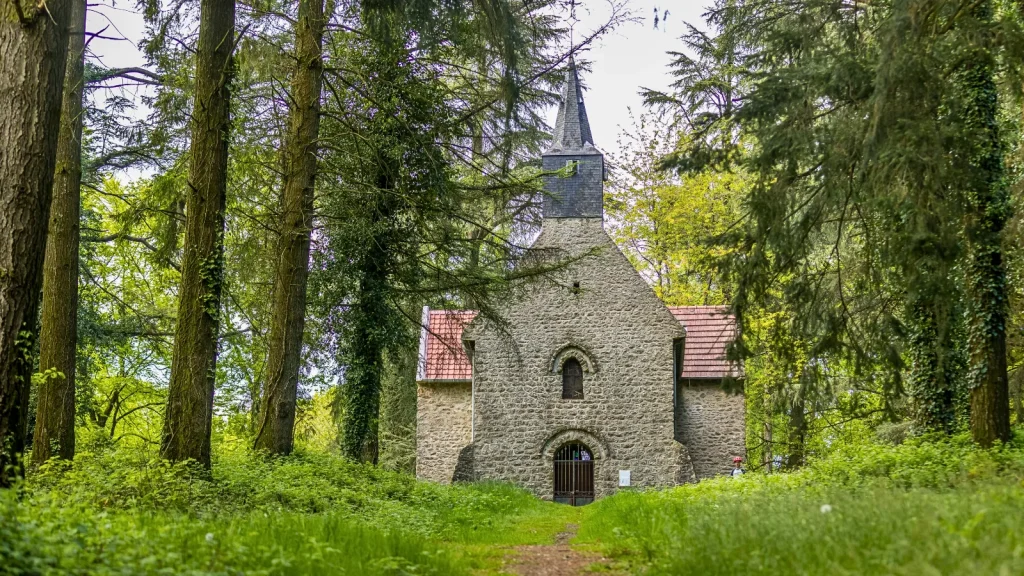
[3,497,465,575]
[9,430,1024,575]
[1,434,570,575]
[577,430,1024,575]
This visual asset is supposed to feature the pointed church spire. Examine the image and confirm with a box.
[541,58,604,219]
[547,59,596,153]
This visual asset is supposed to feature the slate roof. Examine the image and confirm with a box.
[546,58,597,154]
[416,305,740,383]
[668,306,741,380]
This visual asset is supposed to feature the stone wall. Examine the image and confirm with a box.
[464,218,695,499]
[676,382,746,478]
[416,382,472,483]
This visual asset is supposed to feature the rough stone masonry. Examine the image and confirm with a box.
[415,59,745,501]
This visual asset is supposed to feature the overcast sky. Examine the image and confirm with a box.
[85,0,710,173]
[571,0,707,150]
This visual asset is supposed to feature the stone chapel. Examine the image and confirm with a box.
[415,61,745,504]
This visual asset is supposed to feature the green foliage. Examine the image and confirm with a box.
[807,429,1024,488]
[2,491,467,575]
[577,429,1024,575]
[5,442,556,574]
[310,7,596,460]
[25,442,542,536]
[9,429,1024,574]
[634,0,1024,447]
[606,112,745,305]
[582,482,1024,575]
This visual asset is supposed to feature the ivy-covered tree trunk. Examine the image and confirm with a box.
[959,2,1012,447]
[254,0,326,456]
[161,0,235,467]
[908,294,960,433]
[33,0,88,465]
[0,0,72,486]
[341,194,394,464]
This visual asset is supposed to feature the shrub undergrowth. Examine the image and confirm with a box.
[6,428,1024,575]
[576,429,1024,575]
[2,438,553,575]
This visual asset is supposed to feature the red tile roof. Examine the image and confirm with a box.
[419,310,477,381]
[416,306,740,382]
[668,306,741,379]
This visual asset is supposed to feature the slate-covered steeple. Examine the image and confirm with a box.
[548,59,596,153]
[542,59,605,219]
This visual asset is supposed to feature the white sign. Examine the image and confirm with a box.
[619,470,631,487]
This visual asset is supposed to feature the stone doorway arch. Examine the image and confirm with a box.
[542,429,607,505]
[553,442,594,506]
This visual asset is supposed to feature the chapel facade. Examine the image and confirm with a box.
[415,61,745,503]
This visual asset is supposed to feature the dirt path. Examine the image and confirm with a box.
[503,523,620,576]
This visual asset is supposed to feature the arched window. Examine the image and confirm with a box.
[562,358,583,399]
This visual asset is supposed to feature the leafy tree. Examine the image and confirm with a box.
[606,112,743,306]
[308,2,623,462]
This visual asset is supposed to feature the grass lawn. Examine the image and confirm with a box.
[4,430,1024,575]
[577,478,1024,575]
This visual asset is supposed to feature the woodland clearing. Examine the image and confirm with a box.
[4,428,1024,575]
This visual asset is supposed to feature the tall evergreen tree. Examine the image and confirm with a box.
[310,0,601,463]
[650,0,1020,447]
[957,1,1012,446]
[33,0,89,464]
[161,0,236,467]
[253,0,327,456]
[331,33,454,462]
[0,0,72,485]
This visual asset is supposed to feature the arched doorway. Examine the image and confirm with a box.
[553,442,594,505]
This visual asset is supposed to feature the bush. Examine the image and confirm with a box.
[576,427,1024,575]
[5,442,550,574]
[806,428,1024,488]
[3,488,466,575]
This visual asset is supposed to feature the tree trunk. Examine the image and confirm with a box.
[341,222,390,464]
[160,0,235,467]
[378,325,419,472]
[762,391,773,473]
[785,378,807,469]
[1012,368,1024,425]
[33,0,88,465]
[253,0,326,456]
[341,164,398,463]
[0,0,72,486]
[908,294,958,433]
[960,2,1012,447]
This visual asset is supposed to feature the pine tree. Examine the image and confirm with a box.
[33,0,89,464]
[161,0,236,467]
[651,0,1021,445]
[253,0,327,456]
[0,0,72,485]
